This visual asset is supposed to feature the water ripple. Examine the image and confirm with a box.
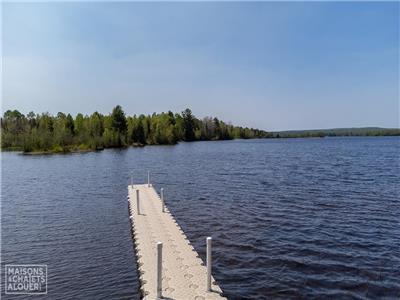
[2,137,399,299]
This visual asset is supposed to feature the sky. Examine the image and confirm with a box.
[2,2,399,131]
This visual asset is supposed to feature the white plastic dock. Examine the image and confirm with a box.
[128,183,226,300]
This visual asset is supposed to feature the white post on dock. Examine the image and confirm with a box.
[207,237,212,292]
[130,174,133,187]
[157,242,163,299]
[161,188,165,213]
[136,189,140,215]
[147,171,150,187]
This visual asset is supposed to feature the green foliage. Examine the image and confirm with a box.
[274,127,400,138]
[182,108,196,141]
[3,106,398,154]
[51,145,64,153]
[1,106,271,153]
[111,105,127,134]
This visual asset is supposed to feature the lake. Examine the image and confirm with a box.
[2,137,399,299]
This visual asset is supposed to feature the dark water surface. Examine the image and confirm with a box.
[2,137,400,299]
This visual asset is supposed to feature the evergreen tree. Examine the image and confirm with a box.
[110,105,127,147]
[111,105,127,134]
[182,108,196,141]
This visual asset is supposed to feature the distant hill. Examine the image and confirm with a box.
[272,127,400,138]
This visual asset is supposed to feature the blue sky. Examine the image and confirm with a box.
[2,2,399,131]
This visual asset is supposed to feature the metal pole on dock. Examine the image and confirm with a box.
[161,188,165,212]
[147,171,150,187]
[157,242,163,299]
[130,174,133,187]
[136,189,140,215]
[207,237,212,291]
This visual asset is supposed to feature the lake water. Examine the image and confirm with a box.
[2,137,399,299]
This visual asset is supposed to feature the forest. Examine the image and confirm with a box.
[1,106,270,153]
[274,127,400,138]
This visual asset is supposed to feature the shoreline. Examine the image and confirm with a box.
[1,135,399,156]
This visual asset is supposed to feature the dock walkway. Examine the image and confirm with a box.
[128,183,226,300]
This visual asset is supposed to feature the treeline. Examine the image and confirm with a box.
[1,106,270,153]
[274,127,400,138]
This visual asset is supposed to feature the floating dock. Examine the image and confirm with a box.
[128,183,226,299]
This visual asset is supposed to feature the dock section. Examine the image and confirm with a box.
[128,184,226,299]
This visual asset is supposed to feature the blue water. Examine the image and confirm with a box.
[2,137,399,299]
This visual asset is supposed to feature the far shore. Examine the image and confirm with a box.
[3,107,398,156]
[1,134,399,156]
